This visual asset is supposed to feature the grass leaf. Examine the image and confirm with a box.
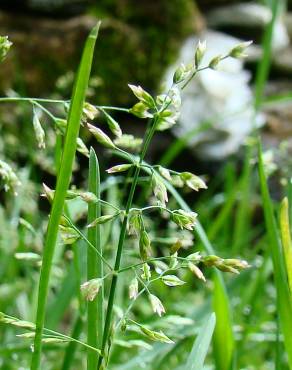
[280,197,292,293]
[184,313,216,370]
[30,23,101,370]
[258,138,292,368]
[212,273,234,370]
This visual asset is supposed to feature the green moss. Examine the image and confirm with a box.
[0,0,203,104]
[90,0,202,105]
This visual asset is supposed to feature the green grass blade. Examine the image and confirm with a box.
[258,138,292,368]
[263,92,292,106]
[254,0,279,109]
[232,147,252,254]
[30,22,101,370]
[288,179,292,224]
[87,148,103,369]
[208,187,236,242]
[212,273,234,370]
[184,313,216,370]
[61,316,84,370]
[280,197,292,293]
[46,261,77,330]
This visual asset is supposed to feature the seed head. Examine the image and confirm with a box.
[129,278,139,300]
[171,210,197,231]
[195,40,206,68]
[229,41,253,58]
[87,123,116,149]
[81,278,102,301]
[188,262,206,282]
[149,294,165,317]
[152,173,168,207]
[139,230,151,261]
[106,164,132,174]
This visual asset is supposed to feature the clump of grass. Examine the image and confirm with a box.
[0,27,252,370]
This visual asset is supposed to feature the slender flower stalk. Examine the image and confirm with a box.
[98,115,160,367]
[87,148,104,369]
[0,34,253,370]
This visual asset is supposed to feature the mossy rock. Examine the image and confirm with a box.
[0,0,203,105]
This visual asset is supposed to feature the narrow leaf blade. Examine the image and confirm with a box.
[258,138,292,368]
[184,313,216,370]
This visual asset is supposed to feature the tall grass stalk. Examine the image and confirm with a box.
[87,148,103,369]
[30,23,100,370]
[212,273,234,370]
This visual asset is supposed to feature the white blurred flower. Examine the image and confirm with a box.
[164,31,265,159]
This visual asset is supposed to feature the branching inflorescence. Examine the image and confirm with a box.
[0,28,252,370]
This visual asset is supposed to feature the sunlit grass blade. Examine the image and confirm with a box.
[87,148,103,369]
[183,313,216,370]
[30,22,101,370]
[280,197,292,293]
[212,273,234,370]
[288,180,292,223]
[258,138,292,368]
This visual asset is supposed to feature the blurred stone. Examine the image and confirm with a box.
[164,31,264,160]
[197,0,250,11]
[207,2,289,50]
[265,106,292,139]
[284,12,292,38]
[273,47,292,75]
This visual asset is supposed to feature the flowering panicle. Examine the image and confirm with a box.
[1,35,253,359]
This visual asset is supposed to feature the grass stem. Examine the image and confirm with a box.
[87,148,103,369]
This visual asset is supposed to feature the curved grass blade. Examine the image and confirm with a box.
[212,273,234,370]
[280,197,292,293]
[184,313,216,370]
[258,138,292,368]
[30,22,101,370]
